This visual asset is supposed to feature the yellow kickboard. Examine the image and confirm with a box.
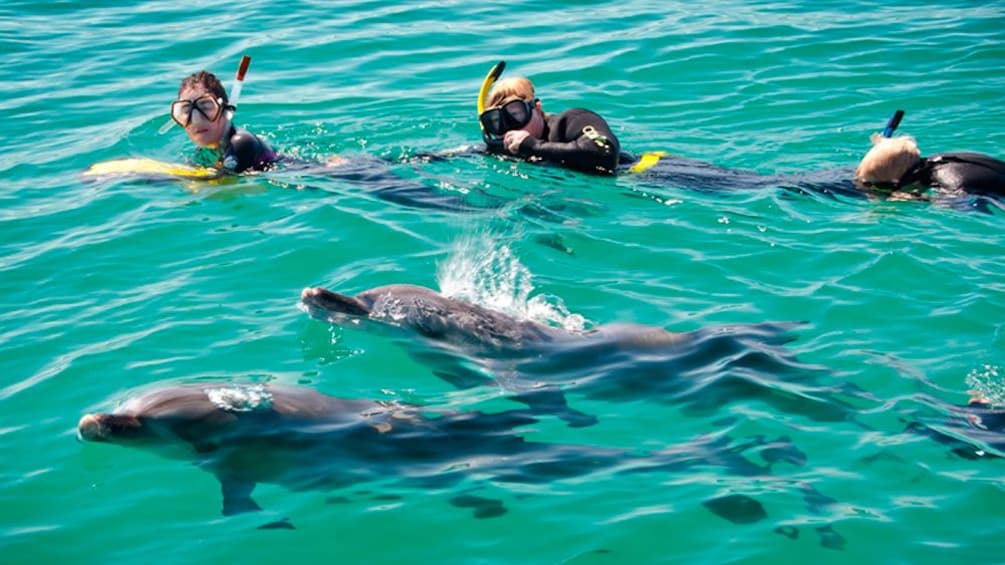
[628,151,669,174]
[85,158,220,180]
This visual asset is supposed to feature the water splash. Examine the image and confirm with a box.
[965,325,1005,405]
[205,384,273,412]
[965,364,1005,405]
[437,232,586,331]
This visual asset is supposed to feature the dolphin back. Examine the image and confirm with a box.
[354,284,560,354]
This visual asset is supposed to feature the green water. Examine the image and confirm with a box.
[3,1,1004,563]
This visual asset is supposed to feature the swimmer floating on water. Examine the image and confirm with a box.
[89,56,490,211]
[474,61,825,189]
[854,127,1005,199]
[169,59,277,174]
[165,58,483,209]
[478,61,622,175]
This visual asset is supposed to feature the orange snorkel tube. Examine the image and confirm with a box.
[225,55,252,122]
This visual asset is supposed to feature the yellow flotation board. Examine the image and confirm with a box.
[629,151,670,174]
[84,158,221,180]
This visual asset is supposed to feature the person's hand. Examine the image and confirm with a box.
[503,130,530,154]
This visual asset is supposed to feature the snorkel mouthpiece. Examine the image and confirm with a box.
[477,60,506,148]
[882,109,905,138]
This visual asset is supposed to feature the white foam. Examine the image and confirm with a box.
[437,232,586,331]
[205,385,273,412]
[965,364,1005,405]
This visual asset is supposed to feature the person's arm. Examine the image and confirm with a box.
[517,109,620,175]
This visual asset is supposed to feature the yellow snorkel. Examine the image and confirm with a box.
[477,60,506,147]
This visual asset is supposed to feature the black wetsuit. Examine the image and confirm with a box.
[479,105,1004,202]
[485,108,863,197]
[627,151,1005,201]
[898,152,1005,196]
[201,125,277,174]
[511,108,621,175]
[620,152,862,199]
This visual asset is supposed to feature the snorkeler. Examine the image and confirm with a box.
[168,70,493,211]
[89,59,491,212]
[478,64,621,175]
[474,67,849,195]
[474,62,808,188]
[854,133,1005,198]
[171,70,277,174]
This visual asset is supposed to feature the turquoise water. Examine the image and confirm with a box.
[3,0,1005,562]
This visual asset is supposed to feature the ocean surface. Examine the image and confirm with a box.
[3,1,1004,563]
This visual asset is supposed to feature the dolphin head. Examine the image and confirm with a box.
[300,287,372,323]
[77,412,144,443]
[76,386,244,453]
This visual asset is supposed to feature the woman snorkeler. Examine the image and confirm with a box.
[170,68,277,174]
[166,62,484,210]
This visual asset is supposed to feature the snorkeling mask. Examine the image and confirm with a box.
[170,94,234,127]
[479,98,538,137]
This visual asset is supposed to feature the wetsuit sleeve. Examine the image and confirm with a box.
[924,152,1005,196]
[223,129,277,173]
[517,109,620,175]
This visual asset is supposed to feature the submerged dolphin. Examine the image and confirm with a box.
[78,383,807,526]
[299,284,861,422]
[899,395,1005,460]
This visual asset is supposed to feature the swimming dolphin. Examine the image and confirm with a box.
[78,383,806,526]
[299,284,861,422]
[898,395,1005,460]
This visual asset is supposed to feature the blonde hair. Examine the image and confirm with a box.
[854,133,921,186]
[486,77,536,108]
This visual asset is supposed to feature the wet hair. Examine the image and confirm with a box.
[178,70,228,104]
[486,77,536,108]
[854,133,921,186]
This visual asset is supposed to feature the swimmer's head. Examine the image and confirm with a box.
[854,133,922,189]
[173,71,232,148]
[486,77,535,109]
[481,77,545,142]
[179,71,229,106]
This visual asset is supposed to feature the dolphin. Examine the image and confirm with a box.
[299,284,863,422]
[78,383,808,527]
[897,394,1005,460]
